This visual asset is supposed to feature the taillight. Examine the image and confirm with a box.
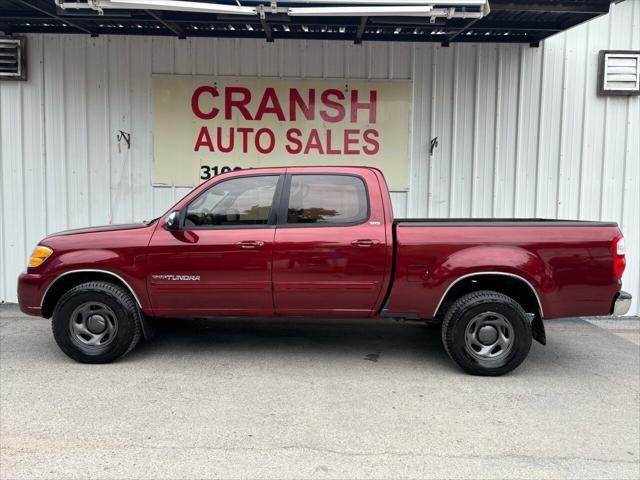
[613,235,626,279]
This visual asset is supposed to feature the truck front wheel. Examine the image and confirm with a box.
[441,290,532,376]
[51,281,142,363]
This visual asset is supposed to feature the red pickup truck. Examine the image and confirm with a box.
[18,166,631,375]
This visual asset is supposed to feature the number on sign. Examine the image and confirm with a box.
[200,165,242,180]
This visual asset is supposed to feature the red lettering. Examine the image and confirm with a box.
[285,128,303,154]
[320,89,346,123]
[236,127,253,153]
[350,90,377,123]
[289,89,316,121]
[326,130,341,155]
[304,128,324,154]
[255,128,275,154]
[216,127,234,153]
[344,129,360,155]
[191,86,219,120]
[363,129,379,155]
[255,87,286,121]
[225,87,253,120]
[194,126,215,151]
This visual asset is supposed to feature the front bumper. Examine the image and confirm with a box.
[17,272,49,317]
[612,291,632,316]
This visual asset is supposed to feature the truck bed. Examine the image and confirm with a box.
[384,219,621,320]
[394,218,618,227]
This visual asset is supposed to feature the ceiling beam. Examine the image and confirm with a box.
[145,9,186,38]
[490,0,610,14]
[0,23,550,44]
[260,15,273,42]
[442,16,481,46]
[354,16,367,44]
[13,0,94,35]
[0,11,567,33]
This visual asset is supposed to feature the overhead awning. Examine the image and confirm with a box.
[0,0,617,46]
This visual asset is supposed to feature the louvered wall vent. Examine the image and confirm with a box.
[0,37,26,81]
[598,50,640,96]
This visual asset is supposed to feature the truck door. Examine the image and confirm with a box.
[147,174,283,317]
[272,170,388,317]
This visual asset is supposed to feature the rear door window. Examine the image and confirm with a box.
[285,174,369,225]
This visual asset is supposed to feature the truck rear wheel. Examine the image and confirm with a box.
[51,281,142,363]
[441,290,532,376]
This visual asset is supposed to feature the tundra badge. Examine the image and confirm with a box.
[152,274,201,281]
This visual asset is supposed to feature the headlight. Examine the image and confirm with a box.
[28,246,53,267]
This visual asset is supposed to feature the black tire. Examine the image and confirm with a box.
[441,290,532,376]
[51,281,142,363]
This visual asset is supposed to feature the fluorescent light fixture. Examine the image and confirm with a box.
[65,0,257,15]
[285,0,484,4]
[288,6,434,16]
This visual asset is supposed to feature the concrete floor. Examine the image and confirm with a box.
[1,305,639,480]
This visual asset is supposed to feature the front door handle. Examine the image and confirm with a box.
[236,240,265,249]
[351,239,380,248]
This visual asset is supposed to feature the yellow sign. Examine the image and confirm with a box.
[153,76,411,190]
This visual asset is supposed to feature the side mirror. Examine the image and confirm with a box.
[165,211,180,231]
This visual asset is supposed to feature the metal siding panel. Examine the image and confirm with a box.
[153,186,174,218]
[21,36,48,255]
[173,38,193,75]
[578,21,609,221]
[1,79,25,302]
[471,45,498,218]
[86,36,112,226]
[345,42,367,78]
[301,40,323,78]
[536,38,565,218]
[259,41,279,77]
[238,40,259,77]
[193,37,215,76]
[391,42,412,80]
[215,39,240,76]
[174,187,193,203]
[108,36,133,224]
[494,45,520,218]
[621,0,640,315]
[130,37,155,222]
[43,35,69,233]
[450,45,476,217]
[621,93,640,316]
[408,43,431,218]
[325,40,346,78]
[557,27,588,219]
[0,84,3,301]
[280,40,303,77]
[389,192,407,218]
[430,46,455,217]
[152,37,174,74]
[369,43,390,79]
[514,46,543,217]
[64,36,90,229]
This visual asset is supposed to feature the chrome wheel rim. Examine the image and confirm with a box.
[69,302,118,354]
[464,311,514,363]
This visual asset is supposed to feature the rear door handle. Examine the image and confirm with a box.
[351,239,380,248]
[236,240,265,249]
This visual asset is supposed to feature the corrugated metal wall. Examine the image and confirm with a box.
[1,0,638,314]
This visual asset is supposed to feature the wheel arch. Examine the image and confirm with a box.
[41,270,142,319]
[434,272,546,345]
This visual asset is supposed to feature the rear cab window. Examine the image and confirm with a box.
[284,174,369,226]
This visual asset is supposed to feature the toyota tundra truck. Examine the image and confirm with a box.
[17,166,632,375]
